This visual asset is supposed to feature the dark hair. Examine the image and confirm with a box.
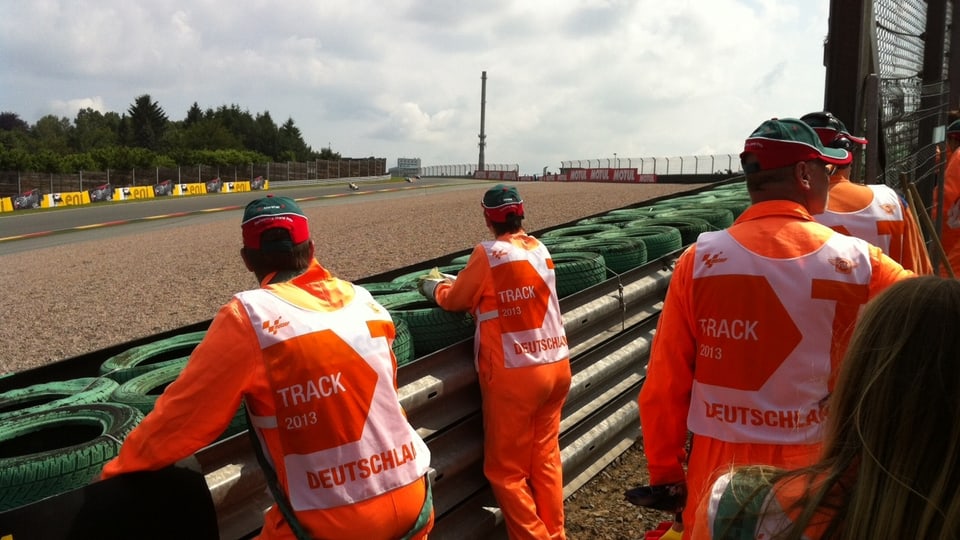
[490,214,524,235]
[719,276,960,540]
[242,228,312,276]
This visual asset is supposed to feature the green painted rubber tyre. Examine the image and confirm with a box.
[386,298,476,357]
[110,361,248,441]
[374,290,427,310]
[540,223,620,240]
[710,181,748,193]
[575,213,642,227]
[551,251,607,297]
[652,208,735,231]
[448,253,473,266]
[0,403,143,511]
[658,194,719,207]
[99,331,206,383]
[537,236,578,250]
[0,377,119,423]
[701,200,751,219]
[392,316,416,366]
[596,225,683,261]
[551,237,648,276]
[356,281,416,294]
[622,217,711,246]
[607,205,677,218]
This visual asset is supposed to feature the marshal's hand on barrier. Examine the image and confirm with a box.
[417,267,452,303]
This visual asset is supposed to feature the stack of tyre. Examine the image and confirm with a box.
[0,331,213,512]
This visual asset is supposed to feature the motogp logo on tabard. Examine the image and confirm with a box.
[701,252,728,268]
[880,203,896,215]
[827,257,858,274]
[491,248,509,260]
[262,316,291,335]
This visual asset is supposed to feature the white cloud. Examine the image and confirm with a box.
[0,0,830,174]
[48,97,109,118]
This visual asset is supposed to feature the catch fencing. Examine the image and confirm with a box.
[0,159,387,198]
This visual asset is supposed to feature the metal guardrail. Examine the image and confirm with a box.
[197,252,678,539]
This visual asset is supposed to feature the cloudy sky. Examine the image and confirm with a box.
[1,1,829,174]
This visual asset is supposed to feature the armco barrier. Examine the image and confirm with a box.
[198,252,677,539]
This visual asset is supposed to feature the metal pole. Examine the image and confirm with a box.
[478,71,487,172]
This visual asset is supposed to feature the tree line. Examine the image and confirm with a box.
[0,95,343,173]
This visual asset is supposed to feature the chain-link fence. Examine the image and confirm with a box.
[875,0,950,196]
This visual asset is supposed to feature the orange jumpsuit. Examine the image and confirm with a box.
[434,231,571,540]
[933,148,960,277]
[102,260,433,540]
[638,200,912,537]
[815,172,932,274]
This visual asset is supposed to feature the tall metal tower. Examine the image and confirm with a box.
[478,71,487,172]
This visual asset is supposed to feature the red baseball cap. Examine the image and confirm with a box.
[740,118,852,174]
[241,195,310,250]
[481,184,524,223]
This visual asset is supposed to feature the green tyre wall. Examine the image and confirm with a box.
[551,237,648,276]
[448,253,473,266]
[622,217,711,246]
[537,236,578,250]
[539,223,620,240]
[99,331,206,383]
[110,361,248,441]
[0,403,144,512]
[0,377,119,423]
[392,316,416,366]
[700,200,751,219]
[386,298,475,357]
[652,208,735,231]
[596,225,683,261]
[551,251,607,297]
[373,291,427,310]
[607,206,677,219]
[575,214,641,228]
[356,281,416,294]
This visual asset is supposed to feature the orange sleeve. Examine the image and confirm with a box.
[638,246,698,485]
[435,244,490,312]
[101,298,261,479]
[898,199,933,275]
[867,247,915,300]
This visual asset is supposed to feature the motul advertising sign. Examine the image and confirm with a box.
[473,170,519,181]
[554,168,658,183]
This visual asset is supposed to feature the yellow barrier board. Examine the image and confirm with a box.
[0,197,12,212]
[46,191,93,207]
[173,183,209,196]
[112,186,156,201]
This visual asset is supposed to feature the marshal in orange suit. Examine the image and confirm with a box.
[420,184,572,540]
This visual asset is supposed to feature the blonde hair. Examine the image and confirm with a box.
[720,276,960,539]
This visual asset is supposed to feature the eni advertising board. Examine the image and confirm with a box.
[0,179,269,213]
